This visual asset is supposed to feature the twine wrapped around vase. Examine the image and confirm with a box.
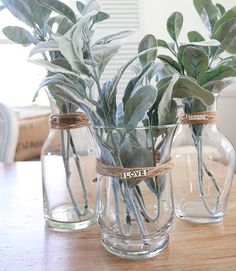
[50,112,89,129]
[180,112,218,125]
[96,158,173,181]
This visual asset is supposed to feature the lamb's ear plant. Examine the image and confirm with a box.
[24,0,217,242]
[0,0,123,221]
[155,0,236,216]
[156,0,236,112]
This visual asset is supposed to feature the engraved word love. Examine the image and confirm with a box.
[187,115,208,121]
[121,169,149,180]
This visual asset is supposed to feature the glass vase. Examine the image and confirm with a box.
[41,112,97,231]
[92,125,177,259]
[172,101,235,224]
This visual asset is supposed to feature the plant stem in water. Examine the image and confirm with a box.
[195,134,220,215]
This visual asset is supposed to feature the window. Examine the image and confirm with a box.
[97,0,141,100]
[0,0,141,106]
[0,8,46,106]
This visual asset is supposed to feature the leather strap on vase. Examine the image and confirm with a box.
[50,112,89,129]
[180,112,218,125]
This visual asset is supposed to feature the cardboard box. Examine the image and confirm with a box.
[14,106,50,161]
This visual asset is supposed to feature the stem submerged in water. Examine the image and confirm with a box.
[61,130,89,219]
[192,129,221,215]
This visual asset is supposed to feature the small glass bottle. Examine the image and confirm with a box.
[172,98,235,223]
[41,112,97,231]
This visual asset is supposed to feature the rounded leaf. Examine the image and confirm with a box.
[2,26,34,45]
[182,46,209,81]
[37,0,76,24]
[193,0,219,33]
[167,11,183,42]
[213,6,236,34]
[138,34,158,67]
[187,31,204,42]
[212,18,236,54]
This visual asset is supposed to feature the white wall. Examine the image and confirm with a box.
[140,0,235,40]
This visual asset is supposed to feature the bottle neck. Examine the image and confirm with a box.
[50,112,89,129]
[206,93,218,113]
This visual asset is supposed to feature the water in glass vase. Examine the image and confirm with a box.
[41,113,97,231]
[93,125,176,259]
[172,103,235,224]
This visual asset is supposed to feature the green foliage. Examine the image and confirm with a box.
[182,46,208,81]
[193,0,219,32]
[167,12,183,43]
[124,85,157,128]
[3,26,35,45]
[155,0,236,115]
[1,0,222,128]
[138,34,158,67]
[36,0,77,24]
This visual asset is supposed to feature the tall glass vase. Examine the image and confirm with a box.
[92,125,177,259]
[172,100,235,223]
[41,112,97,231]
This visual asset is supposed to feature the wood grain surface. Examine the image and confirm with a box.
[0,162,236,271]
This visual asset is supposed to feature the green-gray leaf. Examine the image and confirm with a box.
[35,73,83,101]
[104,48,158,111]
[182,46,209,82]
[157,54,182,73]
[200,65,236,85]
[82,0,101,15]
[92,41,122,77]
[187,31,205,42]
[203,79,233,93]
[25,0,52,29]
[167,11,183,42]
[29,40,59,57]
[58,12,96,75]
[172,77,215,106]
[213,6,236,34]
[76,1,85,14]
[29,59,78,76]
[47,15,73,35]
[1,0,37,28]
[138,34,158,67]
[123,62,152,107]
[218,56,236,68]
[36,0,76,24]
[94,30,133,45]
[158,74,179,125]
[212,18,236,55]
[157,39,169,49]
[124,85,157,128]
[2,26,35,45]
[177,40,218,65]
[216,3,226,17]
[92,11,109,25]
[193,0,219,33]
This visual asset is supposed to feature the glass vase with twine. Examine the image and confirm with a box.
[92,124,176,259]
[41,112,97,231]
[172,97,235,223]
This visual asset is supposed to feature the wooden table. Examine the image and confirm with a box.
[0,162,236,271]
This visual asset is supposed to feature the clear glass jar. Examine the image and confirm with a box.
[92,125,177,259]
[41,112,97,231]
[172,100,235,223]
